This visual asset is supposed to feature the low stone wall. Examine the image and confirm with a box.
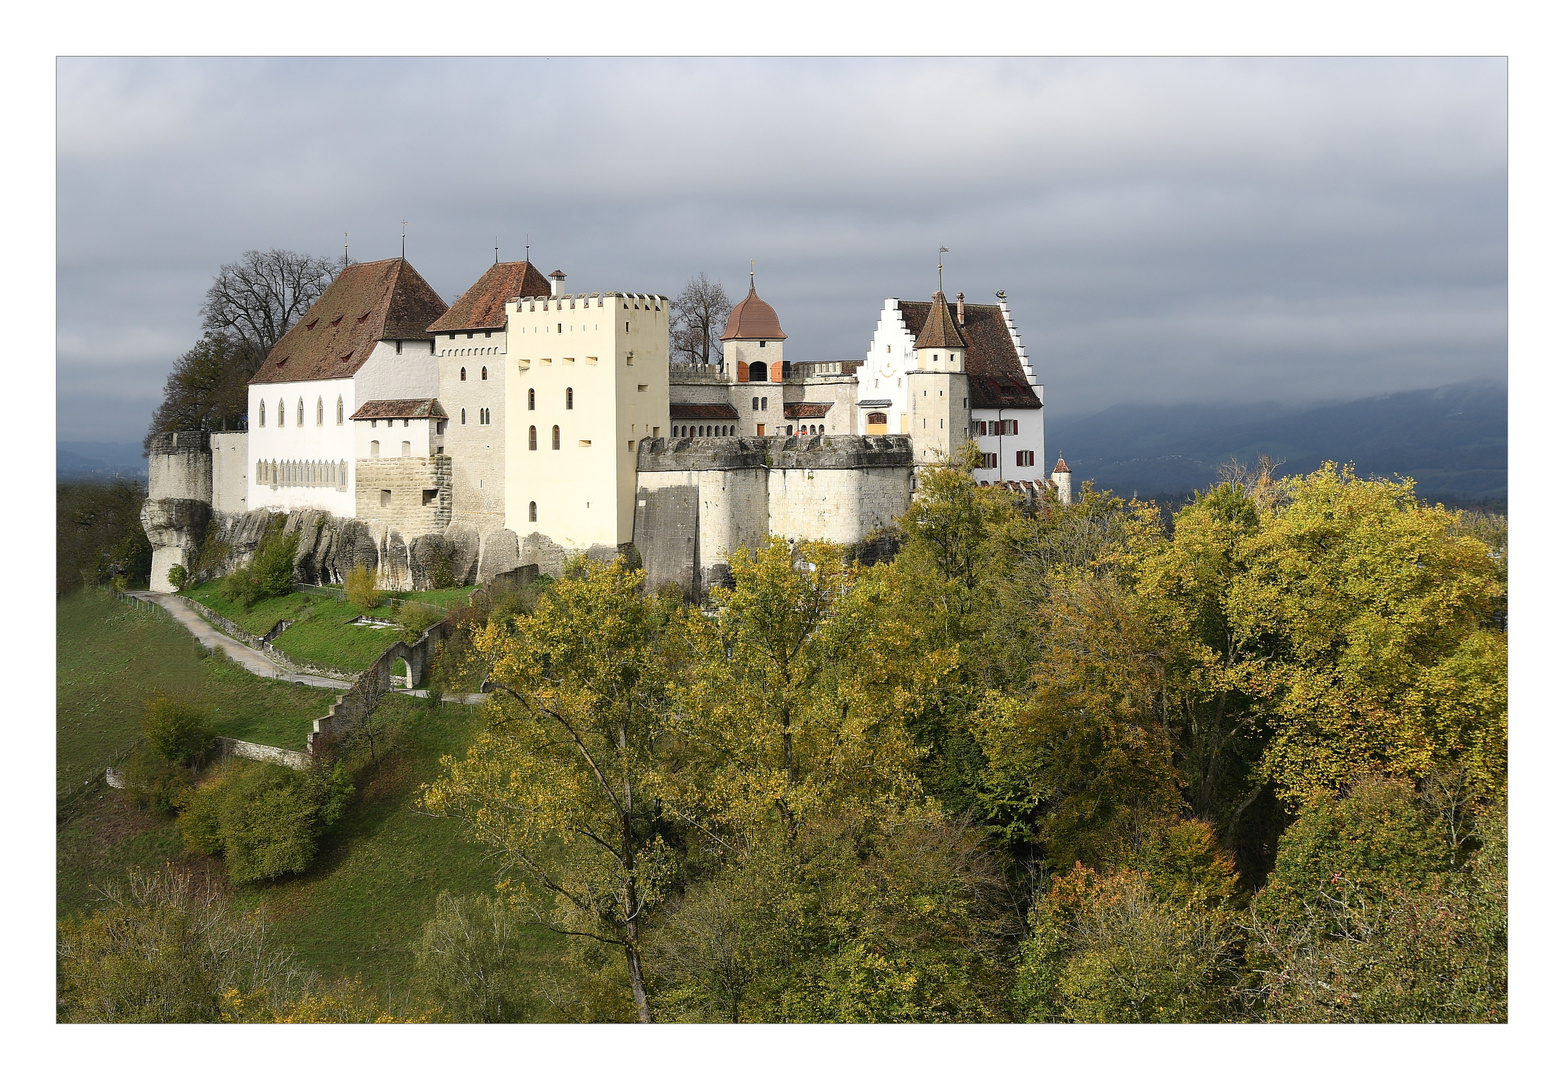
[308,620,451,754]
[216,736,311,771]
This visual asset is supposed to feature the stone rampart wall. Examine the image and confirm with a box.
[355,455,453,537]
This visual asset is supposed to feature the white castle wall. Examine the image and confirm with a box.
[211,432,249,514]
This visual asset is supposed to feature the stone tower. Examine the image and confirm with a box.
[907,289,971,465]
[1051,455,1073,506]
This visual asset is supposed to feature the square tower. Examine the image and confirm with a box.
[504,290,671,551]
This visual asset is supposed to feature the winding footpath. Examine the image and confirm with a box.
[124,590,489,705]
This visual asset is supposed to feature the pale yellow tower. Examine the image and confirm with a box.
[503,285,670,550]
[906,289,971,464]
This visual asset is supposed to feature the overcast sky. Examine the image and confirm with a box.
[55,56,1506,444]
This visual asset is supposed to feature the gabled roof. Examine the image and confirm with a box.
[253,259,448,385]
[783,402,833,419]
[428,261,553,332]
[721,281,787,341]
[350,398,448,421]
[670,402,741,420]
[897,299,1041,410]
[913,290,968,350]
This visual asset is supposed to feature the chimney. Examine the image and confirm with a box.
[956,292,965,326]
[549,269,567,298]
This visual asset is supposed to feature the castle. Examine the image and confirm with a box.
[142,256,1071,596]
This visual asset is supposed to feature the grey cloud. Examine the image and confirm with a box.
[57,56,1505,442]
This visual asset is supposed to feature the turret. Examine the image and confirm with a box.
[1051,455,1073,505]
[907,289,971,464]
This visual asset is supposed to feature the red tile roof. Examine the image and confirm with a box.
[783,401,833,419]
[912,290,968,350]
[1052,456,1071,474]
[350,398,448,421]
[428,261,552,332]
[897,299,1041,410]
[720,282,787,341]
[253,259,448,385]
[670,402,741,420]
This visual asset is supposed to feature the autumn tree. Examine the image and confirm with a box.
[669,272,732,367]
[422,557,683,1022]
[145,248,337,451]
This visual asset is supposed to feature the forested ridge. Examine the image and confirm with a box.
[418,453,1506,1022]
[57,453,1506,1022]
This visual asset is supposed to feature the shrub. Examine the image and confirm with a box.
[178,759,354,884]
[166,564,188,591]
[344,563,381,612]
[121,745,192,815]
[219,525,299,610]
[397,601,446,644]
[142,696,215,765]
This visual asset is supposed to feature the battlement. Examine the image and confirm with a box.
[637,434,912,473]
[148,430,211,456]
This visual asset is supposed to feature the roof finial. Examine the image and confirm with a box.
[938,246,949,294]
[495,236,499,265]
[401,220,407,260]
[525,234,529,264]
[343,231,348,268]
[750,259,756,291]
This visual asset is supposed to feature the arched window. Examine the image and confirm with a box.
[259,401,265,426]
[481,366,488,381]
[370,440,380,457]
[461,408,466,424]
[317,398,323,425]
[566,387,574,410]
[529,425,537,451]
[278,400,285,427]
[336,396,343,424]
[528,388,535,410]
[748,361,767,383]
[552,425,560,450]
[529,501,538,522]
[297,399,304,426]
[460,367,467,381]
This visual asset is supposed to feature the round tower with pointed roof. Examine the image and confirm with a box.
[1051,455,1073,505]
[906,287,972,466]
[721,271,788,390]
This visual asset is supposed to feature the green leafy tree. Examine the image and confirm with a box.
[414,892,536,1022]
[423,557,682,1023]
[220,522,299,610]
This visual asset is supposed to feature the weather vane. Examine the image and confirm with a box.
[938,246,949,293]
[401,220,407,259]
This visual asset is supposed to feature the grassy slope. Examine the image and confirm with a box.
[59,589,558,997]
[184,581,475,674]
[238,696,557,991]
[57,591,339,797]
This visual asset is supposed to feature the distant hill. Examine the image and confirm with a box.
[1047,381,1506,509]
[58,442,149,484]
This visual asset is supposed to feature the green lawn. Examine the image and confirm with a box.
[56,591,340,801]
[236,695,558,991]
[183,581,473,674]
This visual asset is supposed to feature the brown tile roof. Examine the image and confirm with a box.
[898,299,1041,410]
[1052,456,1071,474]
[720,282,787,340]
[912,290,968,349]
[253,259,448,385]
[350,398,448,421]
[783,401,833,419]
[670,402,741,420]
[428,261,553,332]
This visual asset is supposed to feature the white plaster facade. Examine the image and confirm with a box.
[246,375,358,517]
